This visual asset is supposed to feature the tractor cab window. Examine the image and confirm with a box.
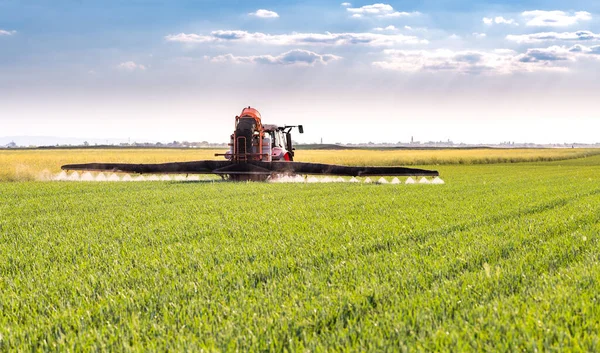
[267,132,276,147]
[274,132,284,148]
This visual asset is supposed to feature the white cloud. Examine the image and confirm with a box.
[249,9,279,18]
[473,33,487,39]
[522,10,591,27]
[483,16,517,25]
[514,44,600,63]
[165,33,213,43]
[516,46,574,64]
[404,26,427,32]
[347,3,392,14]
[383,11,420,18]
[208,49,342,66]
[117,61,147,71]
[341,2,352,7]
[346,3,419,18]
[0,29,17,36]
[165,30,428,46]
[373,25,397,31]
[372,45,599,74]
[506,31,600,43]
[569,44,600,54]
[449,34,461,40]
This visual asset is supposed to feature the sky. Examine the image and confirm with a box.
[1,0,599,144]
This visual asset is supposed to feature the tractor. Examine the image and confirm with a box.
[62,107,440,182]
[221,107,303,163]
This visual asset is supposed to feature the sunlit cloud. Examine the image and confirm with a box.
[522,10,591,27]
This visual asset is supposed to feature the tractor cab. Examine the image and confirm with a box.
[263,125,303,161]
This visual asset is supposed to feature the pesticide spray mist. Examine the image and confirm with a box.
[51,171,444,184]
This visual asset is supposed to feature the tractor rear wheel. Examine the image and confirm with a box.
[235,118,256,159]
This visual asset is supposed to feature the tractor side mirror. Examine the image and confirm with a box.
[298,125,304,134]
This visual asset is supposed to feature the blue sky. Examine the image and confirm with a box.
[1,0,599,144]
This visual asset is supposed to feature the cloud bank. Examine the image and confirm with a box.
[507,31,600,43]
[373,45,600,74]
[208,49,341,66]
[522,10,592,27]
[165,30,428,46]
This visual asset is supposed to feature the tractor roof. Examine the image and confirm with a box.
[262,124,280,131]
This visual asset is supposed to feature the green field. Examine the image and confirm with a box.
[1,153,600,351]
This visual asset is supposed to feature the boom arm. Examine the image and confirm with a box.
[61,161,439,177]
